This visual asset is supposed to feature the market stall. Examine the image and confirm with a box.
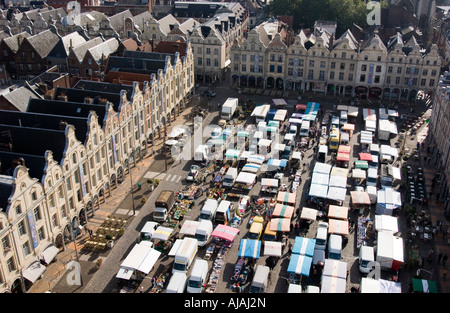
[352,168,367,186]
[242,163,261,174]
[234,172,257,190]
[374,215,399,233]
[328,219,349,236]
[238,239,261,259]
[274,109,288,122]
[292,236,316,257]
[320,275,346,293]
[308,183,328,200]
[328,175,347,189]
[263,241,282,257]
[261,178,279,194]
[360,277,402,293]
[225,149,242,160]
[300,207,318,222]
[267,158,288,169]
[328,205,349,221]
[357,216,373,249]
[376,188,402,216]
[211,224,240,242]
[205,242,231,293]
[277,191,296,205]
[179,220,200,237]
[342,123,355,138]
[360,131,373,151]
[247,154,266,165]
[151,226,174,252]
[311,172,330,186]
[269,218,291,232]
[314,162,332,175]
[336,145,351,168]
[354,160,369,170]
[272,203,295,219]
[273,99,287,106]
[178,185,200,200]
[327,186,347,203]
[116,243,161,282]
[412,278,438,293]
[359,153,373,162]
[287,254,313,283]
[322,258,347,280]
[350,191,371,213]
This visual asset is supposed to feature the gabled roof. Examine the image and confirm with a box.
[2,31,31,53]
[25,29,60,58]
[334,29,358,51]
[86,37,120,64]
[108,9,133,32]
[158,14,179,35]
[70,37,105,63]
[0,86,40,112]
[48,31,87,59]
[154,40,187,57]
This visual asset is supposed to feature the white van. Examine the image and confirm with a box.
[173,238,198,273]
[223,167,238,189]
[199,198,219,221]
[194,145,210,162]
[328,234,342,260]
[287,283,302,293]
[187,259,209,293]
[367,167,378,187]
[359,246,375,274]
[299,120,310,137]
[139,221,159,242]
[305,285,320,293]
[315,222,328,250]
[289,125,298,135]
[214,200,233,225]
[194,220,213,247]
[249,265,270,293]
[339,111,348,126]
[166,272,187,293]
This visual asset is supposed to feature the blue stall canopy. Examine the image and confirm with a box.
[287,254,313,276]
[238,239,261,259]
[292,237,316,257]
[267,158,288,168]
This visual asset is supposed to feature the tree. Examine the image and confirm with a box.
[265,0,369,36]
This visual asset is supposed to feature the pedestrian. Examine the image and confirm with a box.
[288,242,293,256]
[139,285,144,293]
[427,249,434,261]
[443,254,448,266]
[438,252,443,264]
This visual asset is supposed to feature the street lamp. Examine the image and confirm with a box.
[129,164,136,216]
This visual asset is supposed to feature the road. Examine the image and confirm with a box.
[76,83,437,294]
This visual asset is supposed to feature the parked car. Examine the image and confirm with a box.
[204,90,216,97]
[186,165,199,182]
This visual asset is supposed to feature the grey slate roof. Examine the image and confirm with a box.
[25,29,60,58]
[70,37,105,63]
[0,86,40,112]
[73,80,134,100]
[2,31,31,53]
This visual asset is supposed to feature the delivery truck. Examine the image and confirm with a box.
[221,98,238,120]
[173,237,199,273]
[376,231,404,271]
[153,190,175,222]
[187,259,209,293]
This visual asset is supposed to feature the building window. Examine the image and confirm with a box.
[388,66,393,73]
[397,67,402,74]
[431,70,437,76]
[340,63,345,70]
[270,54,275,62]
[206,58,210,66]
[234,64,238,71]
[422,69,428,76]
[18,220,26,236]
[242,54,246,62]
[376,65,381,73]
[214,49,218,55]
[197,57,202,65]
[350,64,355,71]
[406,68,410,74]
[197,47,202,54]
[420,79,426,86]
[15,204,22,215]
[34,206,42,221]
[386,76,391,84]
[241,64,246,72]
[374,75,380,83]
[430,79,435,87]
[206,48,210,55]
[395,77,400,84]
[319,71,325,81]
[7,257,15,273]
[234,54,238,61]
[23,242,31,256]
[361,64,367,71]
[348,73,353,82]
[52,214,58,228]
[364,54,368,61]
[31,191,37,201]
[38,227,45,241]
[329,71,335,79]
[269,65,274,72]
[278,55,283,62]
[277,66,283,73]
[341,52,346,59]
[2,237,11,252]
[309,60,314,67]
[308,70,314,79]
[320,61,326,68]
[214,59,219,67]
[61,204,67,218]
[360,74,366,82]
[339,72,344,80]
[330,62,336,69]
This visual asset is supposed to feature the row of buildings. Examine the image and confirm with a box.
[229,19,442,102]
[0,43,194,292]
[0,1,249,83]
